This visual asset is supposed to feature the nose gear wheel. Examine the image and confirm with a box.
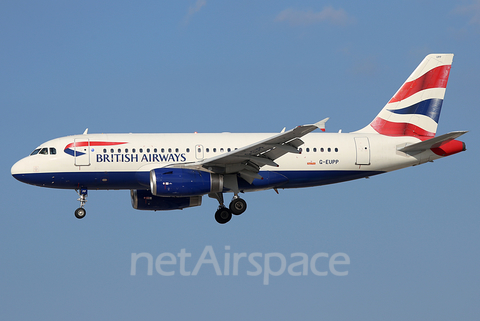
[74,188,88,219]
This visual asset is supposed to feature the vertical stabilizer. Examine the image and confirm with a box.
[357,54,454,138]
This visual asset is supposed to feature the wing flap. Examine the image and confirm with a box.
[239,170,263,184]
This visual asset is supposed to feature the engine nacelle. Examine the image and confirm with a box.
[131,189,202,211]
[150,168,223,197]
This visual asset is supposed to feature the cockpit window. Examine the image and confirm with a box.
[30,147,55,155]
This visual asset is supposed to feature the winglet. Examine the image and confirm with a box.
[314,118,329,132]
[83,128,89,135]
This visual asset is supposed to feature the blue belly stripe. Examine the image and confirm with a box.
[13,170,384,191]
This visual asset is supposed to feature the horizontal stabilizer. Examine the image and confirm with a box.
[399,131,467,153]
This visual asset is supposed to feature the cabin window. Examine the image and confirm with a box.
[125,148,129,153]
[306,148,310,152]
[118,148,121,153]
[320,148,324,152]
[313,148,317,152]
[186,148,190,153]
[168,148,172,153]
[335,148,338,152]
[154,148,157,153]
[49,148,56,155]
[206,148,210,152]
[227,148,231,152]
[30,149,40,156]
[132,148,136,153]
[110,149,114,153]
[213,148,217,152]
[147,148,150,153]
[139,148,143,153]
[220,148,224,152]
[161,148,165,153]
[328,148,331,152]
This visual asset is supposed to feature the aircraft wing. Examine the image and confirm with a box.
[178,118,328,183]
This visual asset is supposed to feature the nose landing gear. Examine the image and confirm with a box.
[74,188,88,219]
[75,207,86,219]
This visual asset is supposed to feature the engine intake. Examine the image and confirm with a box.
[150,168,223,197]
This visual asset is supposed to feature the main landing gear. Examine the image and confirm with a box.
[74,188,88,219]
[211,193,247,224]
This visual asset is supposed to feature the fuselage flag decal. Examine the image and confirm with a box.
[64,141,127,156]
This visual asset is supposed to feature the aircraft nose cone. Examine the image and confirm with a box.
[11,159,23,177]
[11,158,30,183]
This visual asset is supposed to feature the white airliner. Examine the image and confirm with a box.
[11,54,467,224]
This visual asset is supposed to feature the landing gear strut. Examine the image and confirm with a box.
[75,188,88,219]
[210,192,247,224]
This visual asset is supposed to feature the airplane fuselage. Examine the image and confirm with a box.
[11,132,438,192]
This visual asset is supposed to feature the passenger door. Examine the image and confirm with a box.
[74,139,91,166]
[354,137,370,165]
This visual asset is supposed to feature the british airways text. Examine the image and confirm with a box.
[96,153,187,163]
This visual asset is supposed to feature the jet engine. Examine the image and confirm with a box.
[150,168,223,197]
[131,189,202,211]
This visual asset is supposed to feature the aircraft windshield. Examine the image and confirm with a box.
[30,147,56,155]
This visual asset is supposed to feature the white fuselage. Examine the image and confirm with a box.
[11,132,438,192]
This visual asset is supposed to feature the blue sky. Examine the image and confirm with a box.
[1,1,479,320]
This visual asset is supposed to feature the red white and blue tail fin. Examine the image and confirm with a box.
[357,54,454,138]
